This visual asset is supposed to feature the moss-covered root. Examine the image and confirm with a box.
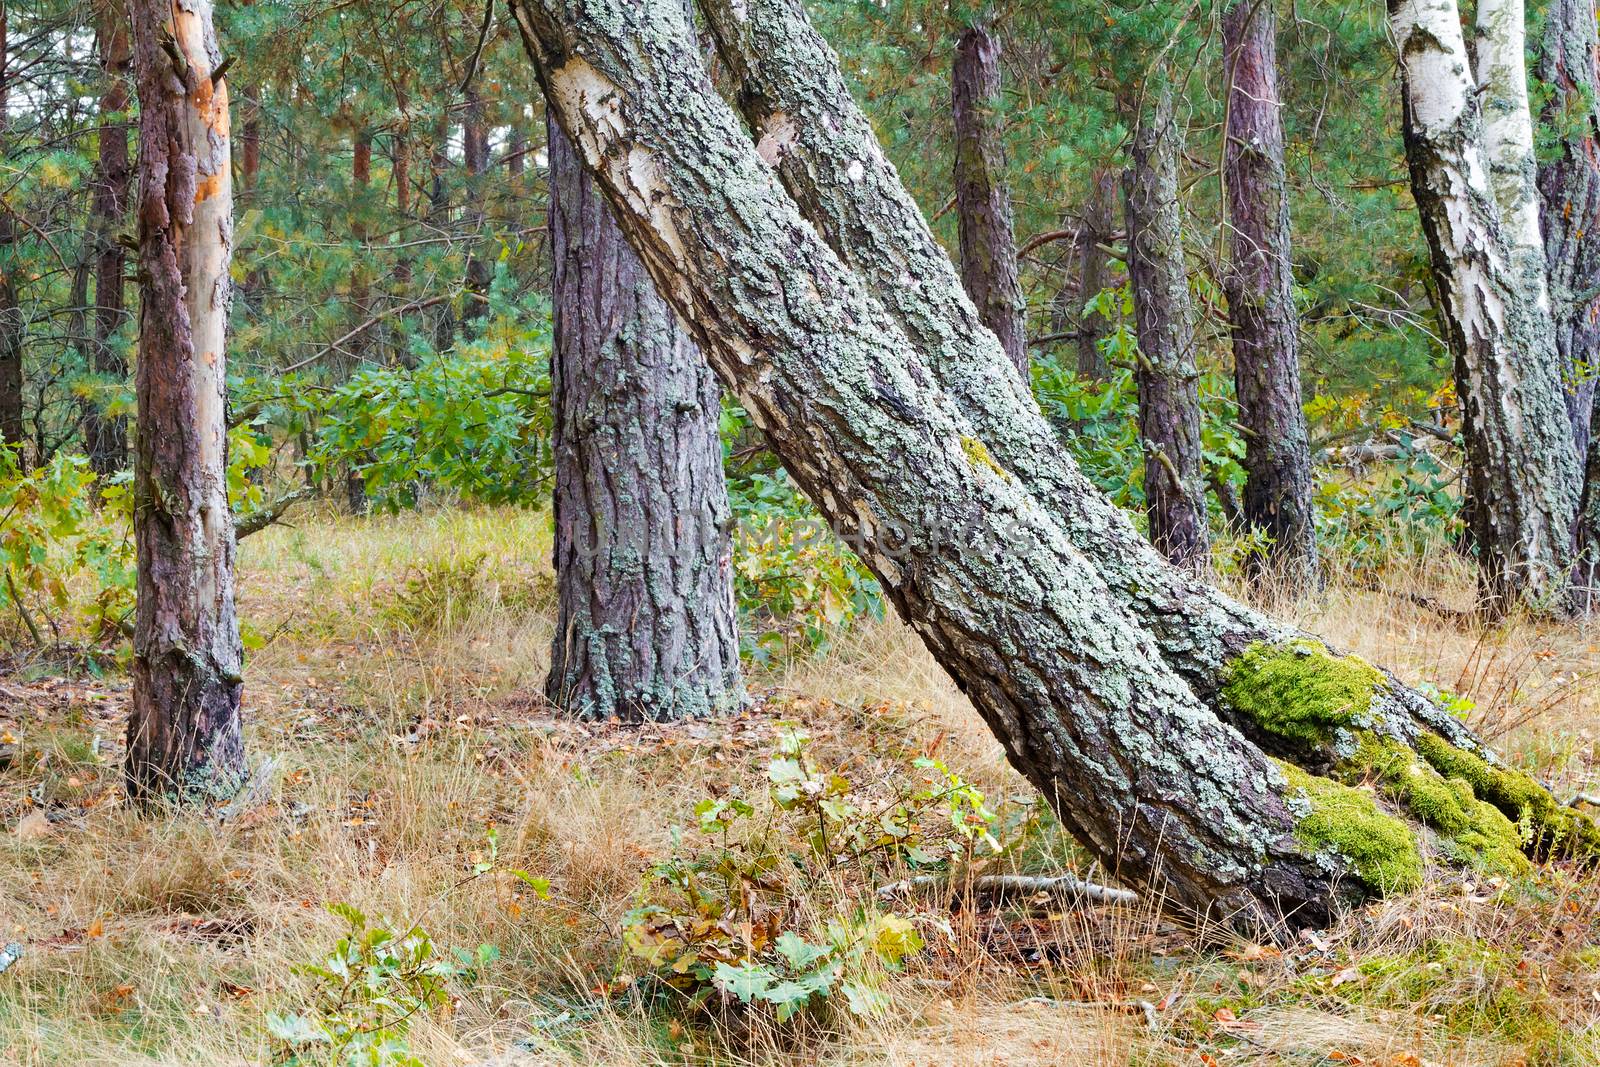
[1222,639,1384,751]
[1414,733,1600,861]
[1358,736,1530,877]
[1278,762,1424,894]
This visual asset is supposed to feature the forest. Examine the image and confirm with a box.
[3,0,1600,1062]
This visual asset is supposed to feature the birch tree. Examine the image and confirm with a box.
[509,0,1598,927]
[123,0,248,803]
[1391,0,1581,615]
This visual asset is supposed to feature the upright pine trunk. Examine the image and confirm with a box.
[951,21,1026,376]
[1221,0,1318,591]
[345,130,373,514]
[1534,0,1600,608]
[0,9,23,460]
[462,85,490,329]
[124,0,248,804]
[545,117,742,722]
[1074,168,1117,380]
[1122,85,1209,570]
[1391,0,1581,616]
[84,1,133,479]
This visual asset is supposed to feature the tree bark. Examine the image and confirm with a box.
[0,8,24,461]
[560,0,1600,915]
[1221,0,1319,591]
[1534,0,1600,604]
[692,0,1531,785]
[124,0,248,804]
[545,118,742,722]
[84,0,133,479]
[508,0,1433,930]
[951,21,1026,377]
[345,130,373,514]
[1122,85,1210,570]
[462,84,491,329]
[1074,168,1117,380]
[1392,0,1580,616]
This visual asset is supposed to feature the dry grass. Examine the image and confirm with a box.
[2,506,1598,1066]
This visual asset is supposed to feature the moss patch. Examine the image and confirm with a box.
[958,436,1009,481]
[1356,736,1530,876]
[1223,640,1384,749]
[1279,761,1423,894]
[1414,733,1600,858]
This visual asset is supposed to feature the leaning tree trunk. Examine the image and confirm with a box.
[1074,168,1118,380]
[0,8,23,461]
[1393,0,1581,616]
[124,0,248,804]
[951,21,1027,377]
[1122,85,1210,570]
[505,0,1589,930]
[545,118,742,723]
[85,0,133,479]
[1221,0,1318,592]
[694,0,1596,861]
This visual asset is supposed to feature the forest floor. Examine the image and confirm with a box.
[2,506,1599,1066]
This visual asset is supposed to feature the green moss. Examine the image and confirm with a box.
[1353,735,1530,876]
[1222,640,1384,748]
[958,436,1009,481]
[1278,761,1423,894]
[1414,733,1600,858]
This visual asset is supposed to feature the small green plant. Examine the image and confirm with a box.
[383,553,488,633]
[0,447,134,655]
[621,725,1034,1022]
[267,903,489,1067]
[724,427,884,662]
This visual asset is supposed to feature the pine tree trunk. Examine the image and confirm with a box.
[462,85,490,329]
[1221,0,1318,591]
[1074,168,1117,380]
[124,0,248,804]
[0,9,24,461]
[84,1,133,479]
[693,0,1521,771]
[345,130,373,515]
[629,0,1599,898]
[1122,85,1210,570]
[951,21,1026,377]
[237,83,265,317]
[1393,0,1581,616]
[1535,0,1600,605]
[544,117,742,722]
[509,0,1439,928]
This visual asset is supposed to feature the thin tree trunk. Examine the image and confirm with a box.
[1075,168,1117,380]
[1122,84,1210,570]
[236,83,265,316]
[1535,0,1600,601]
[951,21,1026,376]
[124,0,247,804]
[1392,0,1581,616]
[545,118,742,722]
[1221,0,1319,591]
[508,0,1454,929]
[345,130,372,514]
[694,0,1528,781]
[0,9,24,460]
[83,0,133,478]
[462,84,491,329]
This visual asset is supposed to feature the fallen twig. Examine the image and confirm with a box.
[877,872,1138,907]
